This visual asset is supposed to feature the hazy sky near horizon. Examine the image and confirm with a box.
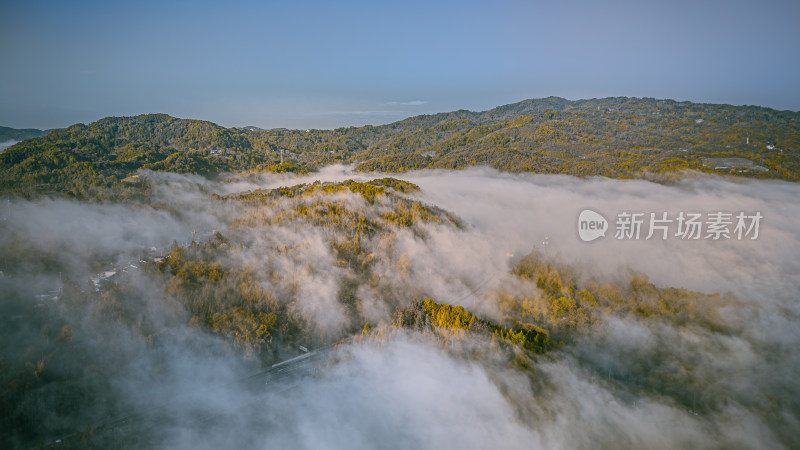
[1,0,798,130]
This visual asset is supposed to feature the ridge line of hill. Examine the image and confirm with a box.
[1,96,797,198]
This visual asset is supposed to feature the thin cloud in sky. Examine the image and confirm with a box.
[312,110,407,116]
[384,100,427,106]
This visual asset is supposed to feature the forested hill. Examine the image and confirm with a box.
[0,126,50,143]
[1,97,798,197]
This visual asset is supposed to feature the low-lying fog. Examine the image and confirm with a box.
[2,165,797,449]
[0,140,18,153]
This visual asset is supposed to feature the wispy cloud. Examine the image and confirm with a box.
[384,100,427,106]
[311,110,408,117]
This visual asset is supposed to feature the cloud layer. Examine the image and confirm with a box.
[2,167,798,449]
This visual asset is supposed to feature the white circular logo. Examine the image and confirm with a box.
[578,209,608,242]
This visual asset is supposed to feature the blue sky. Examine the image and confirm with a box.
[1,0,798,130]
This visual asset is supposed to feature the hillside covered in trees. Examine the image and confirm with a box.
[1,97,798,198]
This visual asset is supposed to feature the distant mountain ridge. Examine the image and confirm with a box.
[0,126,53,143]
[1,96,798,198]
